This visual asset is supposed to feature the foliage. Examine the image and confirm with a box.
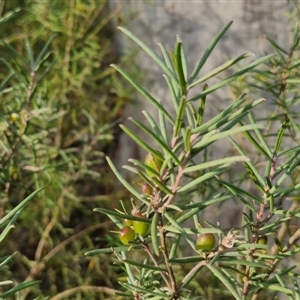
[88,12,300,300]
[0,1,130,299]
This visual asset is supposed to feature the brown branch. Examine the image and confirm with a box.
[49,285,119,300]
[142,243,172,291]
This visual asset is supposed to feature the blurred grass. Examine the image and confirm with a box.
[0,0,134,298]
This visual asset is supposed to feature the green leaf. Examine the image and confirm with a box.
[178,164,229,193]
[169,256,205,264]
[0,280,40,298]
[196,84,208,126]
[151,213,160,256]
[175,37,187,94]
[123,259,167,272]
[0,188,43,227]
[117,27,177,82]
[189,21,233,83]
[173,96,186,138]
[189,54,275,102]
[157,42,175,74]
[106,156,144,201]
[184,156,249,173]
[85,246,136,255]
[164,211,197,252]
[188,52,252,89]
[0,252,18,269]
[206,265,243,300]
[169,234,181,259]
[111,64,174,124]
[194,124,263,151]
[93,208,152,224]
[128,118,180,165]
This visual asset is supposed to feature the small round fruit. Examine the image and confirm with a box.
[196,233,215,252]
[144,152,163,177]
[119,227,135,245]
[10,113,19,123]
[257,235,268,245]
[142,183,153,195]
[124,218,133,227]
[133,213,150,235]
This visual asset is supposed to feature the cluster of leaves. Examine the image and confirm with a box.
[0,1,131,299]
[88,15,300,300]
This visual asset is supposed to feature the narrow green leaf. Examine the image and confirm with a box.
[169,234,181,259]
[179,165,229,193]
[274,119,289,155]
[93,207,152,224]
[206,265,243,300]
[111,64,174,124]
[215,177,262,203]
[189,21,233,82]
[173,96,186,138]
[183,127,192,153]
[142,111,164,141]
[175,37,186,94]
[180,41,189,82]
[248,112,273,158]
[229,137,265,188]
[157,42,175,74]
[106,156,144,201]
[188,52,252,89]
[127,119,180,165]
[123,259,167,272]
[85,246,135,255]
[184,156,249,173]
[0,280,40,298]
[196,84,208,126]
[35,35,57,69]
[164,211,197,251]
[25,37,35,70]
[151,213,160,256]
[266,36,287,62]
[163,74,180,113]
[158,105,169,144]
[0,252,17,269]
[191,95,262,135]
[0,188,43,227]
[169,256,205,264]
[117,27,177,82]
[189,54,275,102]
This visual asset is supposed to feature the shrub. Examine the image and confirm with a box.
[88,17,300,300]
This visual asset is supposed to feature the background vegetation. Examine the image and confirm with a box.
[0,0,132,299]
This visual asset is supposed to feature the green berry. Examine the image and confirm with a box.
[144,151,163,177]
[124,218,133,227]
[133,213,150,235]
[119,227,135,245]
[257,235,268,245]
[196,233,215,252]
